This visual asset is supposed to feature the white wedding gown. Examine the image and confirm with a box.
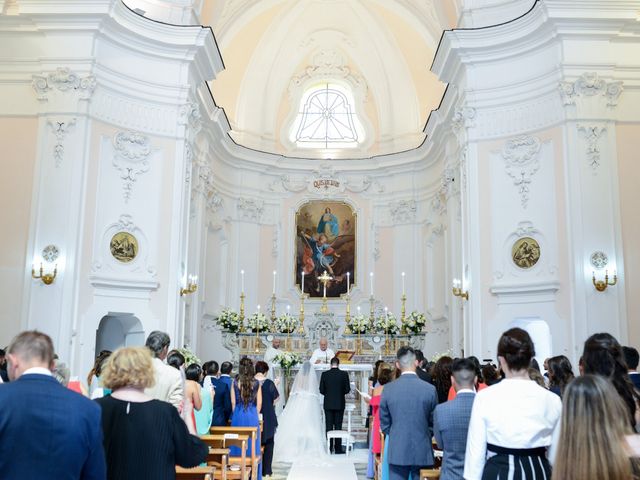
[273,361,329,464]
[273,362,358,480]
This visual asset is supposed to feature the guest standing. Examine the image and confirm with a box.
[0,331,106,480]
[433,356,453,404]
[187,363,212,435]
[547,355,574,398]
[370,364,395,480]
[255,361,279,477]
[220,361,234,389]
[231,360,263,480]
[87,350,111,398]
[551,375,640,480]
[623,346,640,390]
[207,361,232,426]
[380,346,438,480]
[96,347,207,480]
[583,333,640,428]
[320,356,351,454]
[464,328,562,480]
[144,331,183,410]
[434,358,477,480]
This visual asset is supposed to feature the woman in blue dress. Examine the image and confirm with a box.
[230,360,263,480]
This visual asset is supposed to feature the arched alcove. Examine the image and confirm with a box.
[95,313,145,353]
[509,317,552,367]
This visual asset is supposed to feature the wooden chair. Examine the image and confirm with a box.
[201,435,251,480]
[175,465,216,480]
[209,426,261,480]
[419,468,441,480]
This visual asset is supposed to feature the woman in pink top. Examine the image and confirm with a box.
[370,365,395,454]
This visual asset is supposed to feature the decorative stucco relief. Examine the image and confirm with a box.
[577,124,607,171]
[237,197,264,223]
[112,130,152,202]
[32,67,96,101]
[389,199,417,224]
[47,118,76,168]
[502,135,541,209]
[559,72,623,107]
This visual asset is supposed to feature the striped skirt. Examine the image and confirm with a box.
[481,444,551,480]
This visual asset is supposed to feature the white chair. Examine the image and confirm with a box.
[326,404,357,456]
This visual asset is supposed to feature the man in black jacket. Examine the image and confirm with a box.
[319,356,351,453]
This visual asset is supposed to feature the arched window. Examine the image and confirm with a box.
[290,83,364,149]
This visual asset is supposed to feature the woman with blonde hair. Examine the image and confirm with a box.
[552,374,640,480]
[95,346,207,480]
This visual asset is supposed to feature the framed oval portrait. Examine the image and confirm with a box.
[110,232,138,263]
[511,237,540,269]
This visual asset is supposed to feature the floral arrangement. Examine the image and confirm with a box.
[274,313,299,333]
[430,349,453,363]
[175,348,201,367]
[247,311,269,332]
[350,314,371,334]
[373,313,400,334]
[403,311,427,335]
[215,308,242,332]
[274,351,301,373]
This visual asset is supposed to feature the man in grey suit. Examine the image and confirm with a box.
[380,346,438,480]
[434,357,477,480]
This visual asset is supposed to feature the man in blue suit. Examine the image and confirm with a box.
[206,361,232,426]
[219,361,234,389]
[380,346,438,480]
[0,330,106,480]
[623,346,640,390]
[434,357,477,480]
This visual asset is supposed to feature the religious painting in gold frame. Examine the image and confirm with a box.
[295,201,356,298]
[511,237,540,269]
[110,232,138,263]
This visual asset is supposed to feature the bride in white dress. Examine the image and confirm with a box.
[273,361,328,463]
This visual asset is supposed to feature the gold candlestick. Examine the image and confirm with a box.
[318,270,333,314]
[239,292,246,332]
[357,328,361,355]
[270,293,277,324]
[385,327,389,356]
[401,294,407,323]
[342,293,352,334]
[299,293,308,334]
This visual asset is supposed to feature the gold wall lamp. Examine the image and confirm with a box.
[32,263,57,285]
[452,278,469,300]
[180,275,198,296]
[592,270,617,292]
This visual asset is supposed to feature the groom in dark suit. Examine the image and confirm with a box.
[319,356,351,453]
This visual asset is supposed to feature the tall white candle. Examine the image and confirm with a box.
[272,270,276,295]
[402,272,406,295]
[357,306,361,314]
[369,272,374,296]
[241,270,245,293]
[347,272,350,295]
[301,271,305,292]
[385,306,388,320]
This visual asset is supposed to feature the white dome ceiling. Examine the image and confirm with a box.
[202,0,459,159]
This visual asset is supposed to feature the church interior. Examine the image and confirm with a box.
[1,0,640,477]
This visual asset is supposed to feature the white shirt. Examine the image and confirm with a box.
[23,367,52,376]
[463,378,562,480]
[309,348,335,364]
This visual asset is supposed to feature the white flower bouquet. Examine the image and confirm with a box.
[247,311,269,332]
[215,308,242,332]
[350,314,371,334]
[274,351,301,373]
[175,348,201,367]
[374,313,400,334]
[274,313,299,333]
[403,311,427,335]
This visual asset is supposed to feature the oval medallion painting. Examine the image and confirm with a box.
[110,232,138,263]
[512,237,540,269]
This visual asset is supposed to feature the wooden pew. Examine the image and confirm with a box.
[200,435,251,480]
[175,465,216,480]
[209,426,261,480]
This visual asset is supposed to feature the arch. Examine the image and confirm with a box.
[95,313,145,353]
[508,317,552,368]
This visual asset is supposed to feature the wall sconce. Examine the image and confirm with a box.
[32,263,57,285]
[592,270,617,292]
[180,275,198,296]
[452,278,469,300]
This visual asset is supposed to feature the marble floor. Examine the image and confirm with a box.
[270,449,370,480]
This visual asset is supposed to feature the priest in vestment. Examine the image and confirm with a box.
[264,338,281,366]
[310,337,335,365]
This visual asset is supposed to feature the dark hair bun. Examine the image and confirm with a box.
[497,327,535,371]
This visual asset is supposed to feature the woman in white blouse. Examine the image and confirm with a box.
[463,328,562,480]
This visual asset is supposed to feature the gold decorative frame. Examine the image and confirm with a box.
[511,237,540,269]
[110,231,138,263]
